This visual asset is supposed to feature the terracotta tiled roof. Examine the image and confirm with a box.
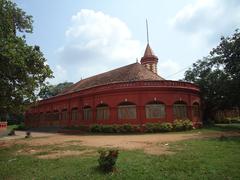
[58,62,165,95]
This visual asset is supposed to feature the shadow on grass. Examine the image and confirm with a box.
[91,165,119,176]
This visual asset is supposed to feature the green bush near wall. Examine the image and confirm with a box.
[145,123,173,133]
[90,120,193,134]
[215,117,240,124]
[173,119,193,131]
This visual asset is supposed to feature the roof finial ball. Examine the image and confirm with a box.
[140,19,158,74]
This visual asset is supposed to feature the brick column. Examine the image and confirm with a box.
[166,105,174,123]
[110,107,117,124]
[138,106,145,125]
[187,105,193,121]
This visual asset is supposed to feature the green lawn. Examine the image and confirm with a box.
[0,125,240,180]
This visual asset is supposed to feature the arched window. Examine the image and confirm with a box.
[173,101,188,119]
[146,101,165,119]
[192,102,200,117]
[83,106,92,120]
[96,104,109,120]
[71,108,78,121]
[118,102,136,120]
[61,109,68,121]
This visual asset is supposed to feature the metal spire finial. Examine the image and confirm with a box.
[146,19,149,44]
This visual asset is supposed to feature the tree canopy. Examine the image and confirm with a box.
[0,0,53,118]
[184,29,240,120]
[39,82,74,99]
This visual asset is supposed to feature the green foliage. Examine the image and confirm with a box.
[229,117,240,123]
[215,116,240,124]
[90,124,140,133]
[98,149,119,172]
[159,122,173,132]
[39,82,73,99]
[8,129,15,136]
[90,124,102,133]
[15,122,27,130]
[145,123,173,132]
[25,131,31,138]
[118,124,134,133]
[184,29,240,121]
[101,125,115,133]
[173,119,193,131]
[1,127,240,179]
[90,122,194,133]
[0,0,33,37]
[145,123,156,133]
[0,0,53,117]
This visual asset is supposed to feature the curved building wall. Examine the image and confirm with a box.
[25,80,202,128]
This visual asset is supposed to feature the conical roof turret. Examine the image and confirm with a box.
[143,43,157,58]
[140,43,158,69]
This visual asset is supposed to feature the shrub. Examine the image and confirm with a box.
[145,123,155,133]
[15,123,26,130]
[173,120,184,131]
[230,117,240,123]
[122,124,133,133]
[117,124,133,133]
[182,119,193,130]
[98,149,119,172]
[132,125,142,133]
[112,125,120,133]
[102,125,114,133]
[173,119,193,131]
[90,124,102,133]
[8,129,16,136]
[25,131,31,138]
[215,118,231,124]
[159,123,173,132]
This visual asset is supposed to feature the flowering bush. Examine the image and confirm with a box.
[118,124,134,133]
[159,123,173,132]
[145,123,173,132]
[173,119,193,131]
[98,149,119,172]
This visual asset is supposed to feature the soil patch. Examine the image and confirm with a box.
[2,130,239,156]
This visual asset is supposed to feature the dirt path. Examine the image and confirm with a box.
[1,130,239,156]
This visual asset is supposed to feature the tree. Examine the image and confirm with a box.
[0,0,53,119]
[184,29,240,121]
[39,82,74,99]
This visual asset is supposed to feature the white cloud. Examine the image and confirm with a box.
[50,65,68,84]
[158,59,182,80]
[170,0,240,46]
[53,9,142,83]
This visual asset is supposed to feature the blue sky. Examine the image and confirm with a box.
[14,0,240,84]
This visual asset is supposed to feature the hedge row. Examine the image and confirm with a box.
[215,117,240,124]
[90,119,193,133]
[90,124,141,133]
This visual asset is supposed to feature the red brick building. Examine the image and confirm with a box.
[25,44,202,128]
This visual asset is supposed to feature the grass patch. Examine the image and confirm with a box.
[7,124,18,131]
[1,134,240,179]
